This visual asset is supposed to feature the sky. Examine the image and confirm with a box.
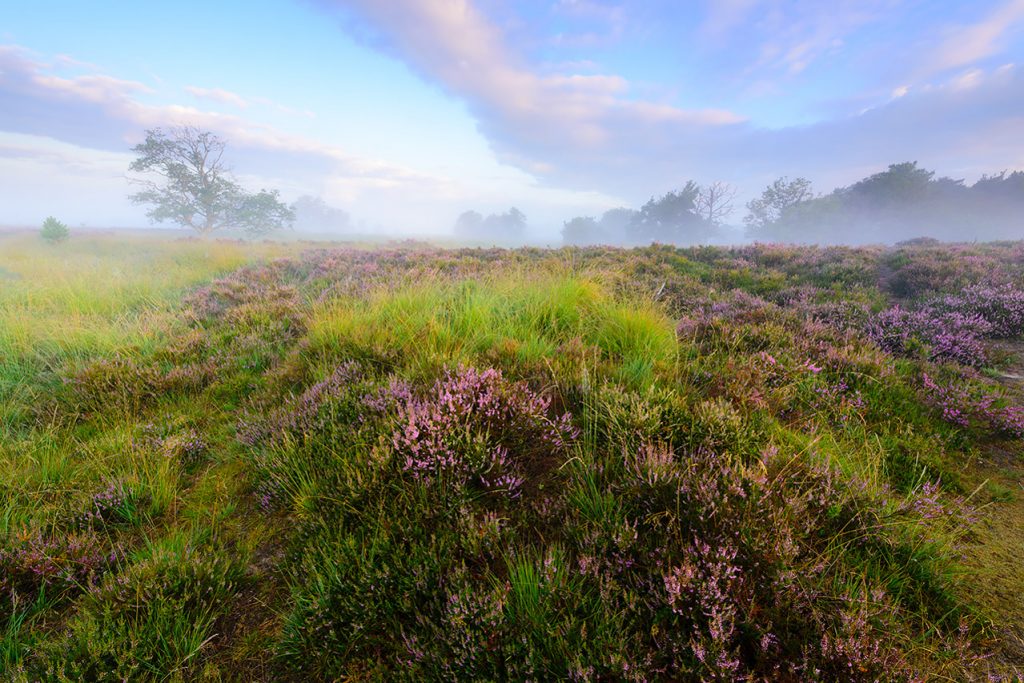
[1,0,1022,236]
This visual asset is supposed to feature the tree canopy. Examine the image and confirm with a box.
[40,216,69,244]
[562,207,637,246]
[744,177,814,233]
[628,182,707,244]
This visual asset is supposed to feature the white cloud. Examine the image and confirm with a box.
[699,0,762,41]
[184,87,316,119]
[925,0,1024,75]
[549,0,628,47]
[315,3,1024,203]
[0,45,444,191]
[743,1,890,78]
[314,1,745,180]
[185,86,250,108]
[698,0,895,81]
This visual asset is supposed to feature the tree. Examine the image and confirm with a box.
[40,216,69,244]
[968,171,1024,240]
[695,181,736,226]
[234,190,295,236]
[128,126,294,235]
[839,162,965,242]
[628,181,709,244]
[846,161,934,206]
[597,207,637,240]
[972,170,1024,199]
[744,177,814,233]
[739,163,1024,244]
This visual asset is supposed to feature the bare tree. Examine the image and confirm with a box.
[129,126,293,235]
[695,181,737,226]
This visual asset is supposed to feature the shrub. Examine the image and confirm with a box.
[39,216,70,244]
[921,370,1024,438]
[867,305,991,367]
[38,543,244,681]
[382,365,578,498]
[0,531,121,621]
[72,481,147,529]
[934,283,1024,338]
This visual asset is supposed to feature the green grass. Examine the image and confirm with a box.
[0,232,298,436]
[308,271,677,387]
[2,235,1022,680]
[0,233,281,355]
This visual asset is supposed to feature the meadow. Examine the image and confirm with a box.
[1,232,1023,680]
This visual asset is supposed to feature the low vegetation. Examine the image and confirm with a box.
[1,233,1023,680]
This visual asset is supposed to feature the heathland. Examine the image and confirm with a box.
[2,231,1024,681]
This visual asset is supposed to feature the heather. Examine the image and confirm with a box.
[2,234,1024,680]
[867,284,1024,367]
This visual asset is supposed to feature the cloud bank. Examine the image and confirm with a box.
[317,0,1024,199]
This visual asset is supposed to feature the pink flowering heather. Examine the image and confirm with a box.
[72,481,142,529]
[921,371,1024,437]
[818,592,911,678]
[934,284,1024,338]
[0,532,122,610]
[387,366,578,497]
[360,376,415,416]
[157,428,210,466]
[868,305,992,367]
[810,378,867,424]
[662,538,743,676]
[868,283,1024,367]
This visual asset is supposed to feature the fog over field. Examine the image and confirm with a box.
[1,1,1022,243]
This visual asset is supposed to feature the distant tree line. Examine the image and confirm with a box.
[556,162,1024,246]
[559,181,737,247]
[744,163,1024,244]
[454,207,527,243]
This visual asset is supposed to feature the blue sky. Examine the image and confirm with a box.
[1,0,1022,235]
